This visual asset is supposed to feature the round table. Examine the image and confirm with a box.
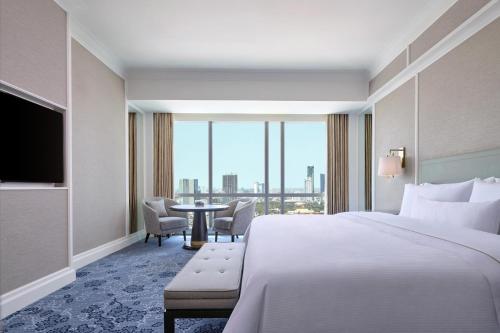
[170,204,229,250]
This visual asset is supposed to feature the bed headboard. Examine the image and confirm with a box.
[419,148,500,184]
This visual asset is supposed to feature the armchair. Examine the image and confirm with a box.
[213,198,257,242]
[142,197,189,246]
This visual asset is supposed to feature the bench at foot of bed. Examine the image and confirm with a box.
[163,242,245,333]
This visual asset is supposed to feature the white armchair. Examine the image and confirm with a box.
[142,197,189,247]
[213,198,257,242]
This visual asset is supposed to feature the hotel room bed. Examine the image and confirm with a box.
[223,212,500,333]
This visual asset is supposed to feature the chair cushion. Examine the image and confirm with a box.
[164,243,245,309]
[159,217,188,230]
[146,199,168,217]
[214,217,233,230]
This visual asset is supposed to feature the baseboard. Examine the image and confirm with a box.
[1,267,76,319]
[72,229,146,270]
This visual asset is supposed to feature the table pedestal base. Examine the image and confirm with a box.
[183,211,207,250]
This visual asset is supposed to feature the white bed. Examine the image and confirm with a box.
[223,212,500,333]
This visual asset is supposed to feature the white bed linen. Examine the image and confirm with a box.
[223,212,500,333]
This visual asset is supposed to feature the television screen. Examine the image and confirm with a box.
[0,91,64,183]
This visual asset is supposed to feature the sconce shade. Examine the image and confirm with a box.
[378,156,403,177]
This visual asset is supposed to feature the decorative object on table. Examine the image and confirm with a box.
[170,204,229,250]
[214,198,257,242]
[142,198,188,247]
[194,200,205,207]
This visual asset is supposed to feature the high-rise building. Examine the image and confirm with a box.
[178,178,199,204]
[307,165,314,194]
[223,174,238,194]
[253,181,264,193]
[320,173,325,193]
[304,177,313,193]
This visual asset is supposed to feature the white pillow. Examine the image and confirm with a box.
[470,181,500,202]
[411,196,500,234]
[148,199,168,217]
[484,177,500,183]
[399,180,474,217]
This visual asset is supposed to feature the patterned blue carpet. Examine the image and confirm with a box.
[2,236,228,333]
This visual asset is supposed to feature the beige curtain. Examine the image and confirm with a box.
[153,113,173,198]
[128,113,137,233]
[364,114,373,211]
[327,114,349,214]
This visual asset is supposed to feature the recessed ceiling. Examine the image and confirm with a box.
[130,100,367,114]
[59,0,454,73]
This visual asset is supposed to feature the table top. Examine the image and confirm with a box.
[170,204,229,212]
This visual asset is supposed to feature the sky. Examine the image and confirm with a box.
[173,121,326,192]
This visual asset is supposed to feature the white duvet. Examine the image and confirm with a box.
[223,212,500,333]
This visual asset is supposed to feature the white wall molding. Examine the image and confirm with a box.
[367,0,500,107]
[0,267,76,319]
[54,0,127,80]
[369,0,456,79]
[72,230,145,270]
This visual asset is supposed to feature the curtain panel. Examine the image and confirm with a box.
[153,113,174,198]
[364,114,373,211]
[128,113,137,233]
[327,114,349,214]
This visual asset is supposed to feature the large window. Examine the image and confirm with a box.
[174,120,326,217]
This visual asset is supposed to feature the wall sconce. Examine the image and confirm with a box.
[378,147,405,178]
[378,156,403,178]
[389,147,406,168]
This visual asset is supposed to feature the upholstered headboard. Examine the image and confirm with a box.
[419,148,500,184]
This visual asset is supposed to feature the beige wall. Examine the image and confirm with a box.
[373,15,500,212]
[0,190,68,294]
[419,17,500,161]
[72,39,127,255]
[374,79,415,212]
[0,0,67,106]
[410,0,490,63]
[0,0,69,295]
[369,50,407,95]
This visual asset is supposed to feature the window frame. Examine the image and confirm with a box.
[174,119,326,215]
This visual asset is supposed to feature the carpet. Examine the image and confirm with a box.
[2,236,228,333]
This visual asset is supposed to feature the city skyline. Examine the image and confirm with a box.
[176,166,323,193]
[173,121,326,191]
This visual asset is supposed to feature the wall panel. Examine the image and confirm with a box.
[374,79,415,212]
[0,0,67,106]
[410,0,490,62]
[0,190,68,294]
[419,17,500,161]
[72,39,127,255]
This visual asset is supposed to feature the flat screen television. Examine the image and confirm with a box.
[0,90,64,183]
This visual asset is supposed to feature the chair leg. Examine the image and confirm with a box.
[182,230,187,241]
[167,234,170,238]
[158,235,162,247]
[145,233,150,243]
[231,235,235,242]
[236,235,239,239]
[215,232,218,242]
[164,310,174,333]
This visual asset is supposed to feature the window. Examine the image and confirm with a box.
[174,120,326,219]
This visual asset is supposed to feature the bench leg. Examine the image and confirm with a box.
[164,311,175,333]
[183,230,187,241]
[231,235,235,242]
[215,232,218,242]
[145,233,150,243]
[158,235,162,247]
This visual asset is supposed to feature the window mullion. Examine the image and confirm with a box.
[280,121,285,214]
[264,121,269,214]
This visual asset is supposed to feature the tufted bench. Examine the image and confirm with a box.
[164,242,245,333]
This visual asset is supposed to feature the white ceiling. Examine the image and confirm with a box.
[59,0,454,73]
[130,100,367,115]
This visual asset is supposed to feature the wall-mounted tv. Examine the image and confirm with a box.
[0,90,64,183]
